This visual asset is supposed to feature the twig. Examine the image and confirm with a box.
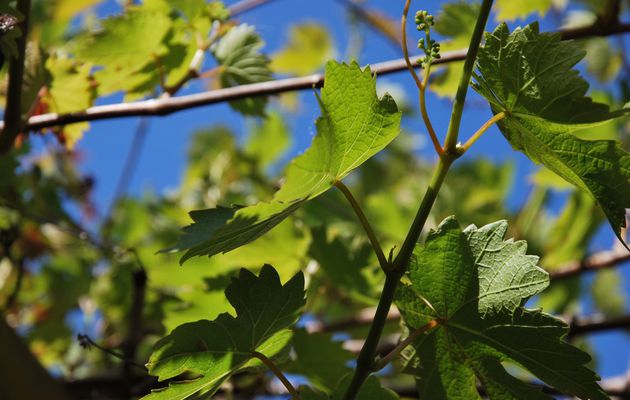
[550,248,630,280]
[0,0,32,154]
[228,0,274,16]
[77,334,147,371]
[106,118,150,217]
[121,252,148,376]
[569,313,630,337]
[5,23,630,133]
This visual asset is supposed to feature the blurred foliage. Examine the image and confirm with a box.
[0,0,629,398]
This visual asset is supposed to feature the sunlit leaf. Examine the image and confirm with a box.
[396,217,606,400]
[174,61,401,263]
[473,22,630,245]
[271,22,334,76]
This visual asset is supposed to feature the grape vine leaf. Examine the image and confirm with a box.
[174,61,401,263]
[212,23,272,116]
[143,265,305,400]
[395,217,607,400]
[473,23,630,247]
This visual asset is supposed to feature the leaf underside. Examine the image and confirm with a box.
[473,22,630,247]
[395,217,607,400]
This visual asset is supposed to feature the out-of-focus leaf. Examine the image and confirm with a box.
[75,7,171,70]
[144,266,305,400]
[431,1,480,98]
[592,269,626,316]
[494,0,553,21]
[288,329,354,392]
[582,38,622,83]
[271,22,334,76]
[244,111,291,168]
[43,55,95,148]
[212,23,272,115]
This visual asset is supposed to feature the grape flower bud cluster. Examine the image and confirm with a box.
[415,10,440,67]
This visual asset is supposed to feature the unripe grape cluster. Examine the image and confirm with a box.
[415,10,440,67]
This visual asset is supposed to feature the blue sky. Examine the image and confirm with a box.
[71,0,630,380]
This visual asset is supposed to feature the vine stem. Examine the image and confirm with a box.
[251,351,301,399]
[401,0,443,157]
[342,2,494,398]
[373,319,439,371]
[460,111,506,152]
[334,180,390,273]
[0,0,31,154]
[443,0,494,154]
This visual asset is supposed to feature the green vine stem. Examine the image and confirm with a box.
[0,0,32,154]
[335,180,390,273]
[443,0,494,154]
[342,1,494,398]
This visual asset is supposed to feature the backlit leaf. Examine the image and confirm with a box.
[143,265,305,400]
[395,217,606,400]
[473,22,630,245]
[174,61,401,263]
[271,22,334,76]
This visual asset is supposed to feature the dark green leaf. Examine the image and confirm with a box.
[144,265,305,400]
[396,217,606,400]
[473,23,630,246]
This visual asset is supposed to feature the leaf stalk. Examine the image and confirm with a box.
[251,351,301,399]
[373,319,439,371]
[335,180,390,273]
[460,111,506,152]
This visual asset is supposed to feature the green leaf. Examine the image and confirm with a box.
[592,269,627,316]
[494,0,553,21]
[175,61,401,263]
[395,217,606,400]
[473,22,630,246]
[143,265,305,400]
[212,23,272,116]
[288,329,354,392]
[75,7,171,71]
[270,22,335,76]
[44,55,95,148]
[244,111,291,168]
